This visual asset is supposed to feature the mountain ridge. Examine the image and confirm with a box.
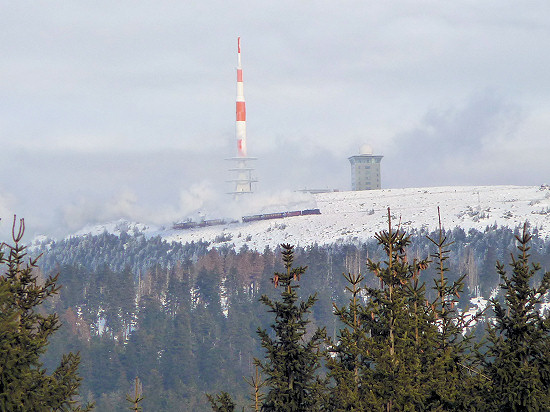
[44,184,550,252]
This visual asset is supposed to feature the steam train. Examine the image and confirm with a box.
[172,208,321,230]
[241,208,321,223]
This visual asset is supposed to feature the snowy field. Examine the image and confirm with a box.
[68,185,550,251]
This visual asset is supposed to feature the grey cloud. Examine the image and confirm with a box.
[384,92,525,188]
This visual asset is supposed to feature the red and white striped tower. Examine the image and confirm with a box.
[236,37,247,157]
[228,37,256,195]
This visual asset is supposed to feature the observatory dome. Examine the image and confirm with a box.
[360,144,373,155]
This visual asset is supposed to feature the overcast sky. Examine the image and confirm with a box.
[2,1,550,238]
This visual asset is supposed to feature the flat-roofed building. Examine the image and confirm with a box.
[348,145,383,191]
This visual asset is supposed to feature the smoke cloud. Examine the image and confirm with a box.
[58,182,317,236]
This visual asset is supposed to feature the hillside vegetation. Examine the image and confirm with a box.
[28,219,550,410]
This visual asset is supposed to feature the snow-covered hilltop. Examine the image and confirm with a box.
[60,185,550,251]
[160,185,550,250]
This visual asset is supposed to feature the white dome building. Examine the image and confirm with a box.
[359,144,373,155]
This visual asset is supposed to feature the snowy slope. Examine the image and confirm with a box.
[59,185,550,251]
[158,185,550,250]
[42,184,550,320]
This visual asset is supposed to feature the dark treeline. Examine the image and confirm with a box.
[33,224,550,410]
[36,232,211,275]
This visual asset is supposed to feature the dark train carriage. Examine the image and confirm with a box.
[301,208,321,215]
[172,221,199,230]
[204,219,226,226]
[242,214,263,223]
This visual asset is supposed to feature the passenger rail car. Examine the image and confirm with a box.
[173,208,321,230]
[241,208,320,223]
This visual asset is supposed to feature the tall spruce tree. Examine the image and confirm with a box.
[360,209,435,411]
[0,217,92,411]
[482,223,550,411]
[326,271,376,410]
[425,210,485,410]
[256,244,326,412]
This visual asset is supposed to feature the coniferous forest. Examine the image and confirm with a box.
[3,213,550,410]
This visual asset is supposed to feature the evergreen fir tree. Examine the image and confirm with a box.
[326,271,376,410]
[482,223,550,411]
[256,244,326,412]
[206,391,235,412]
[0,217,92,411]
[359,209,435,410]
[425,209,486,410]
